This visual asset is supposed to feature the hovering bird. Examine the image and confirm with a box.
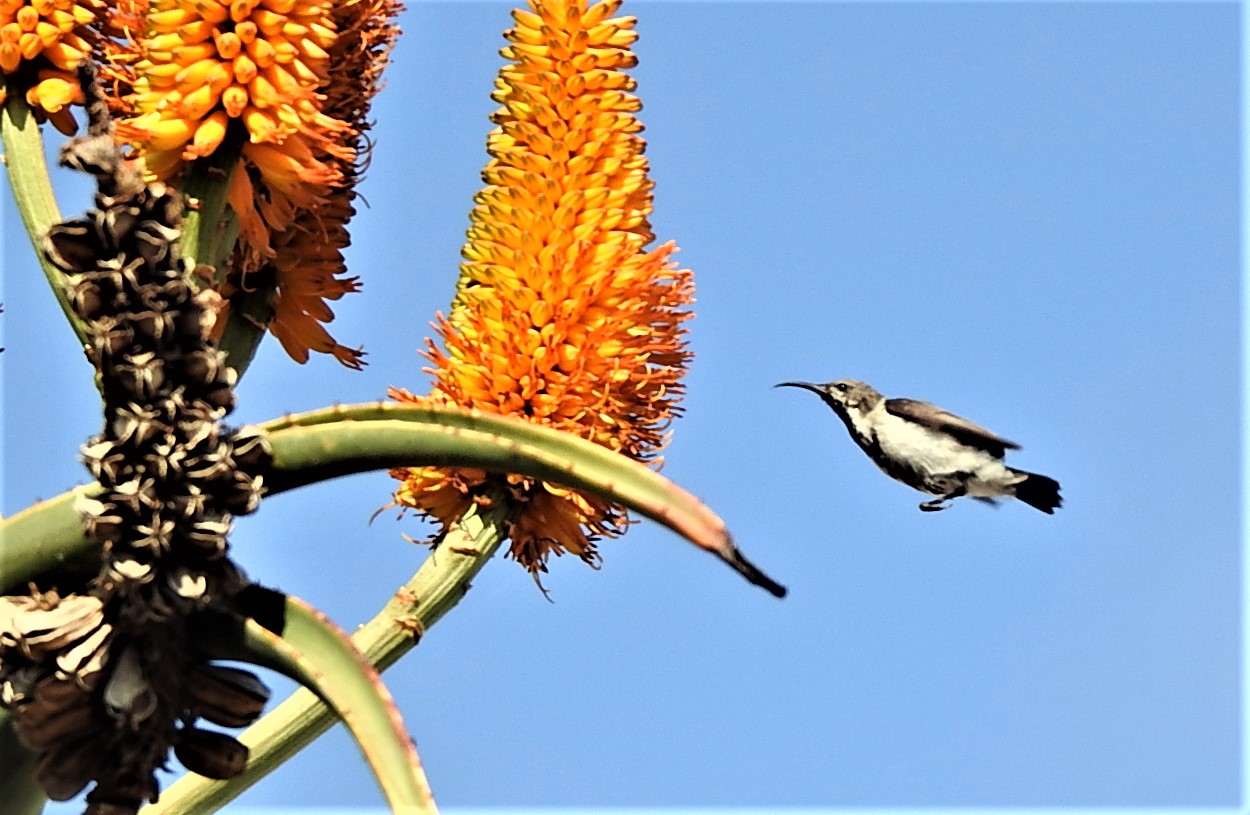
[776,379,1061,513]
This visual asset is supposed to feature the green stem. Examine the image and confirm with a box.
[178,150,239,281]
[216,282,272,375]
[143,491,515,814]
[178,150,274,379]
[0,95,89,348]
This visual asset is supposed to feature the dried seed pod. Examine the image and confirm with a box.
[177,418,219,453]
[16,697,98,751]
[218,473,264,516]
[168,488,209,520]
[36,736,105,801]
[94,256,142,297]
[132,220,181,263]
[182,450,233,482]
[30,674,92,705]
[93,318,136,358]
[144,434,187,480]
[122,585,176,623]
[182,515,232,555]
[141,278,191,311]
[26,83,270,811]
[230,428,273,474]
[179,401,227,427]
[214,558,250,596]
[132,514,176,554]
[108,556,155,585]
[84,769,159,815]
[130,309,175,342]
[56,621,113,687]
[187,665,270,728]
[110,351,165,400]
[174,727,248,780]
[0,594,106,660]
[71,279,107,320]
[180,348,226,387]
[43,221,103,275]
[81,439,127,483]
[164,568,208,602]
[199,381,238,413]
[170,487,211,520]
[84,510,127,545]
[98,205,141,247]
[102,647,158,727]
[3,595,106,665]
[109,479,155,513]
[175,305,215,342]
[110,402,167,446]
[15,679,97,751]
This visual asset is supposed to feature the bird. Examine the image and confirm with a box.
[775,379,1061,514]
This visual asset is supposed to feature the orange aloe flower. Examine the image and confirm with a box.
[104,0,400,367]
[391,0,695,579]
[0,0,105,134]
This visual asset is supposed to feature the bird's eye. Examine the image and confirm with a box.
[833,382,848,392]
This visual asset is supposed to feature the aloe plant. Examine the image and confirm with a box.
[0,2,787,813]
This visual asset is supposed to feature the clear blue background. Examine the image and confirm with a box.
[2,0,1239,810]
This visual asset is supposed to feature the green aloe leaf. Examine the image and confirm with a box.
[0,486,101,594]
[0,714,45,815]
[2,403,785,597]
[186,594,437,815]
[0,94,88,347]
[261,402,786,597]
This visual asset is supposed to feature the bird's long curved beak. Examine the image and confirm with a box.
[774,381,824,395]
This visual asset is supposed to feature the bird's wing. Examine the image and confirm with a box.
[885,398,1021,456]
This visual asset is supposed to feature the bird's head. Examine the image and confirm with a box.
[775,378,884,416]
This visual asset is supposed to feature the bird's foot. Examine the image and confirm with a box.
[919,485,966,512]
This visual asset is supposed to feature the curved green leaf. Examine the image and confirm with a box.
[0,713,46,815]
[0,94,88,347]
[187,594,437,815]
[261,402,786,597]
[3,403,785,597]
[0,486,101,594]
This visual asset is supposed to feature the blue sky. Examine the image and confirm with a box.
[2,0,1240,811]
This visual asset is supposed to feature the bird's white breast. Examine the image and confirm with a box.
[870,408,1013,485]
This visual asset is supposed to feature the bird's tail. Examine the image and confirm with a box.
[1010,470,1062,514]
